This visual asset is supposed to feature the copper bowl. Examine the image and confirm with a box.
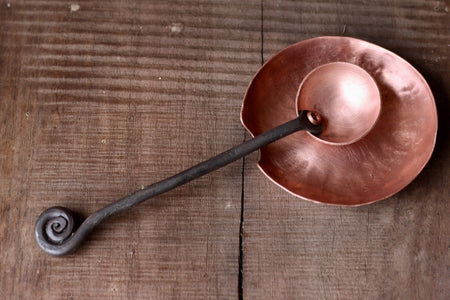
[241,36,437,206]
[296,62,381,145]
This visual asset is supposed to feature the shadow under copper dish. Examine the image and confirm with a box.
[241,36,437,206]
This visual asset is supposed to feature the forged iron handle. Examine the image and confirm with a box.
[35,111,322,256]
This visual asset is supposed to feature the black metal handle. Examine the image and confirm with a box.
[35,111,322,256]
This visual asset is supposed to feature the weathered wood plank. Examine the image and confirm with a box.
[2,0,449,299]
[0,0,260,298]
[242,0,449,299]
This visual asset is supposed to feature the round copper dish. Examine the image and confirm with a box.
[241,36,437,206]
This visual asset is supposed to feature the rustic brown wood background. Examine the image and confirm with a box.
[0,0,448,299]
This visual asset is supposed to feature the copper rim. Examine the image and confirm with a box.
[241,36,437,206]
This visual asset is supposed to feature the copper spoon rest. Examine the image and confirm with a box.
[242,36,437,206]
[35,37,437,256]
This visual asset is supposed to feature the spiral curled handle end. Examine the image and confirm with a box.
[35,206,90,256]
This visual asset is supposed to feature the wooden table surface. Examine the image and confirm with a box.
[0,0,448,299]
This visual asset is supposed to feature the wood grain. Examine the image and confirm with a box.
[0,0,448,299]
[242,0,449,299]
[0,0,260,298]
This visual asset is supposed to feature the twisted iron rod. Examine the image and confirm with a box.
[35,111,322,256]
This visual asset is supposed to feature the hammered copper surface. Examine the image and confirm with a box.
[241,36,437,206]
[296,62,381,145]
